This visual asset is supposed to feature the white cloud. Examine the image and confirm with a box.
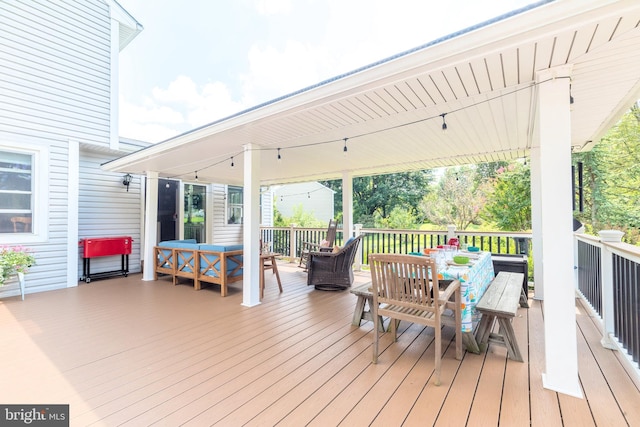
[119,0,535,144]
[119,76,247,143]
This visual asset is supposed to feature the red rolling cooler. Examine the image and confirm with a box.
[79,236,132,283]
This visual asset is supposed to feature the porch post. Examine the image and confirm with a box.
[535,66,581,397]
[342,171,354,239]
[530,147,544,300]
[142,171,159,281]
[242,143,261,307]
[599,229,624,349]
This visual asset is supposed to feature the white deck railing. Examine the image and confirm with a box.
[575,231,640,379]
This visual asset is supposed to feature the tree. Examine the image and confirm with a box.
[321,171,434,227]
[573,104,640,243]
[483,162,531,231]
[421,166,489,230]
[374,206,419,229]
[273,204,324,227]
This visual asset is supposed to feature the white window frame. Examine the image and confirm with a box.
[0,143,49,244]
[226,185,243,225]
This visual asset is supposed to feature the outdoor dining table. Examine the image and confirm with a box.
[437,250,495,353]
[352,250,495,353]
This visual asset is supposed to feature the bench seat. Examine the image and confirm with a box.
[153,241,243,296]
[475,271,526,362]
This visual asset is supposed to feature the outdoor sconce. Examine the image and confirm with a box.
[122,173,132,191]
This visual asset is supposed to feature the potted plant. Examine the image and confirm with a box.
[0,246,36,286]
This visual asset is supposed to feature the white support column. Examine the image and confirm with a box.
[342,171,354,239]
[142,171,159,281]
[67,139,80,287]
[242,144,261,307]
[599,230,624,349]
[530,147,544,300]
[535,66,581,398]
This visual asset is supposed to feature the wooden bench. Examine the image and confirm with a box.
[475,271,526,362]
[350,283,386,332]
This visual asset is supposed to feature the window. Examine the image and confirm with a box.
[227,186,243,224]
[0,150,34,234]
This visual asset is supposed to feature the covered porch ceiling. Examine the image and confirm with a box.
[104,0,640,186]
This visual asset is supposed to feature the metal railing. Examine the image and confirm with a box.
[575,232,640,371]
[260,225,531,266]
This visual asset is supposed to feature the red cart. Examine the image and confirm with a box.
[79,236,132,283]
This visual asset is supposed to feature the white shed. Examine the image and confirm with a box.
[273,182,335,224]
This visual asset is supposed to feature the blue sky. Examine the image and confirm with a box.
[118,0,535,143]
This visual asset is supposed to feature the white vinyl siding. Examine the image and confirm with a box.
[0,0,134,299]
[78,147,143,278]
[210,184,242,244]
[0,0,111,146]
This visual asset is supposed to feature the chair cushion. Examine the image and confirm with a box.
[198,244,243,252]
[158,239,198,248]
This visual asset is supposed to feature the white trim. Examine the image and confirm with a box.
[67,140,80,288]
[109,17,120,150]
[142,171,159,281]
[0,142,49,244]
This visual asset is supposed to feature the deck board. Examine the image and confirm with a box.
[0,263,638,426]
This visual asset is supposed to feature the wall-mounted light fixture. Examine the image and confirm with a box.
[122,173,132,191]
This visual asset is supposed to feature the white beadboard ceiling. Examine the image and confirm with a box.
[104,0,640,186]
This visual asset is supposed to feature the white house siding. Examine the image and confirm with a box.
[0,0,126,298]
[0,0,112,147]
[78,141,146,279]
[210,183,242,244]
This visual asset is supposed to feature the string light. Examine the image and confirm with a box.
[165,77,562,180]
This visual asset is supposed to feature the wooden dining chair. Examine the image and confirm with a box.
[260,240,282,299]
[369,253,462,386]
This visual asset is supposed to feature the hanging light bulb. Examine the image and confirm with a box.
[277,148,282,162]
[307,192,310,199]
[440,113,448,132]
[343,137,348,156]
[231,156,234,167]
[165,182,170,189]
[195,171,198,182]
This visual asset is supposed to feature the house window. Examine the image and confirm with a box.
[0,150,34,234]
[227,185,243,224]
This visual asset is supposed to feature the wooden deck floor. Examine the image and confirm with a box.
[1,262,639,426]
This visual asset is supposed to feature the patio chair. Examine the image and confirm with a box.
[307,234,362,291]
[298,219,338,268]
[369,253,462,386]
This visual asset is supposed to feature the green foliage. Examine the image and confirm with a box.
[483,163,531,231]
[374,206,419,229]
[421,166,490,230]
[321,171,434,226]
[273,204,324,227]
[573,105,640,244]
[1,246,36,285]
